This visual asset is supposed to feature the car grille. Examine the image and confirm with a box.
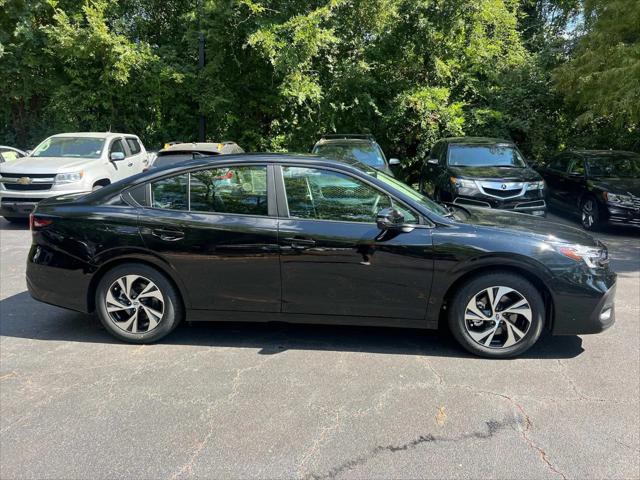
[0,173,55,191]
[483,187,519,198]
[0,197,43,203]
[476,181,526,199]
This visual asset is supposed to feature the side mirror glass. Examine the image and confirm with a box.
[376,207,405,230]
[388,158,400,166]
[427,158,439,165]
[110,151,125,161]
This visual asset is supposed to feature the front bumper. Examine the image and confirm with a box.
[0,190,90,218]
[606,204,640,226]
[550,270,617,335]
[453,194,547,216]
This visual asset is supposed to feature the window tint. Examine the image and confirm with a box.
[283,167,395,223]
[569,159,585,175]
[31,137,104,159]
[126,138,141,155]
[448,145,526,167]
[549,154,570,172]
[190,166,267,216]
[151,174,188,210]
[110,139,126,156]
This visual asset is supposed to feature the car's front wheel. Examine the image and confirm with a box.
[448,273,545,358]
[581,196,601,230]
[95,263,183,343]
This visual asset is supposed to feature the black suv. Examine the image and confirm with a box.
[536,150,640,230]
[312,134,399,175]
[419,137,546,216]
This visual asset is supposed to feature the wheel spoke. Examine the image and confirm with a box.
[117,309,138,332]
[467,324,498,345]
[501,299,532,322]
[465,302,489,321]
[503,320,526,347]
[106,290,131,312]
[138,286,163,301]
[492,286,513,312]
[142,306,162,330]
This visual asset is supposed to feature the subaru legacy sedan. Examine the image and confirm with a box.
[26,154,615,358]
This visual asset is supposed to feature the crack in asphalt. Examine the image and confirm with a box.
[306,418,514,480]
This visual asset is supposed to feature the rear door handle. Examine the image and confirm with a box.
[284,237,316,250]
[151,228,184,241]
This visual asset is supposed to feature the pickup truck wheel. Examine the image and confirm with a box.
[95,263,183,343]
[448,273,545,358]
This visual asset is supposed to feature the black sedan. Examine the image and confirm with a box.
[26,154,616,358]
[537,150,640,230]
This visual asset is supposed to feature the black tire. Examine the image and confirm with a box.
[448,272,545,358]
[95,263,183,343]
[581,196,601,231]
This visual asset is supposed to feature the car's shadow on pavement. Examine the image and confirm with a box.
[0,291,584,359]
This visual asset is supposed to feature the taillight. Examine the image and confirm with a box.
[29,214,53,230]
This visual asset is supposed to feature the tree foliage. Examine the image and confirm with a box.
[0,0,637,176]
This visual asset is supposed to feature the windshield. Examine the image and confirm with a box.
[373,170,450,217]
[31,137,105,159]
[448,144,526,168]
[314,142,387,169]
[587,155,640,178]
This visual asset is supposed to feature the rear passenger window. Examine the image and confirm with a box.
[190,166,267,216]
[126,138,141,155]
[151,174,188,210]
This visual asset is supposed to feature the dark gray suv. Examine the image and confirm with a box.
[312,134,399,175]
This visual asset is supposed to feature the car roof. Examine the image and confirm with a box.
[50,132,137,139]
[568,149,639,159]
[158,142,236,155]
[438,137,514,146]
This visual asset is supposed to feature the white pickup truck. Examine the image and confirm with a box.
[0,132,149,222]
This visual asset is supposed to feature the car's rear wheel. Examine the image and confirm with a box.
[95,263,183,343]
[448,273,545,358]
[581,196,601,230]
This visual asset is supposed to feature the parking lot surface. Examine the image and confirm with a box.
[1,213,639,479]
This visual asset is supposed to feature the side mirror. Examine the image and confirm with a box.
[388,158,400,166]
[376,207,405,230]
[427,158,439,165]
[110,151,125,161]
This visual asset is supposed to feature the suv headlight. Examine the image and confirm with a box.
[527,180,545,190]
[555,243,608,268]
[55,171,84,184]
[604,192,634,206]
[450,177,476,189]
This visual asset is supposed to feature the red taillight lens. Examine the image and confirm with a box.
[29,214,53,230]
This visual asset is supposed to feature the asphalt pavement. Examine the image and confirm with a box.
[1,212,639,479]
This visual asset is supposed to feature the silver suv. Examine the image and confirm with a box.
[0,132,149,221]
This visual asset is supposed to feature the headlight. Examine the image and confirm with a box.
[527,180,545,190]
[603,192,633,206]
[450,177,476,188]
[555,243,608,268]
[55,171,83,184]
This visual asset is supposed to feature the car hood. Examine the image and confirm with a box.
[0,156,98,173]
[590,177,640,197]
[459,207,599,246]
[449,166,541,182]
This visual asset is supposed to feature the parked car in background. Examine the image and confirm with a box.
[0,132,149,222]
[27,154,615,358]
[150,142,244,169]
[0,146,28,163]
[536,150,640,230]
[311,134,400,175]
[419,137,546,216]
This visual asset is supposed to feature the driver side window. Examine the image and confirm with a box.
[282,167,416,223]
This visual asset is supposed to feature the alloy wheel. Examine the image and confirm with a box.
[105,275,165,333]
[464,286,532,349]
[582,200,595,228]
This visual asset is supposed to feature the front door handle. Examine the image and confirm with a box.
[284,237,316,250]
[151,228,185,241]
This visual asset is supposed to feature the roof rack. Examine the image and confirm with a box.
[320,134,376,141]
